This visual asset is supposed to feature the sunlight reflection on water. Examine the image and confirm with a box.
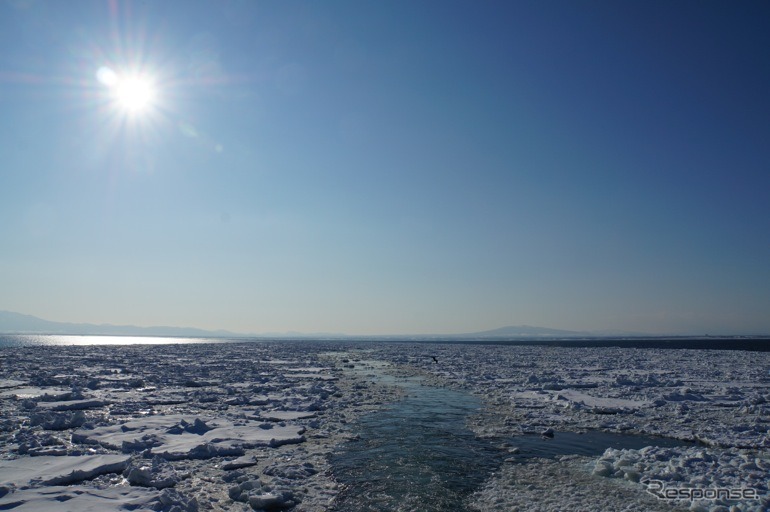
[0,335,236,347]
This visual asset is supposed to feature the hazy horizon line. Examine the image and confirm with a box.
[1,310,768,339]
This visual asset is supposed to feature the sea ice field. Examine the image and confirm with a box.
[0,338,768,511]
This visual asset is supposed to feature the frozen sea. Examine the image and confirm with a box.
[0,335,768,511]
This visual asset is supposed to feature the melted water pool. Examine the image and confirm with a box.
[509,430,692,460]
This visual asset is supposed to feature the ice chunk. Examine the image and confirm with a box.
[260,410,317,421]
[30,410,86,430]
[73,414,305,460]
[222,455,259,470]
[0,387,71,400]
[662,390,709,402]
[0,485,159,512]
[36,399,108,411]
[125,457,180,489]
[0,379,26,389]
[0,455,130,488]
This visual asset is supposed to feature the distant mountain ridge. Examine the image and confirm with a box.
[459,325,649,338]
[0,310,236,338]
[462,325,584,338]
[0,310,648,339]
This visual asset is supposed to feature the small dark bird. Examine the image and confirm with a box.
[431,356,439,363]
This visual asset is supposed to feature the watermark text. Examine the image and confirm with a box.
[643,479,759,501]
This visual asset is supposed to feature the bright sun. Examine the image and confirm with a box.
[97,66,157,115]
[115,77,154,112]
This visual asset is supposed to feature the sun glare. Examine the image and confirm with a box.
[97,66,157,115]
[115,77,154,112]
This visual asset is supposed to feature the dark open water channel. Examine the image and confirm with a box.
[330,378,500,512]
[330,368,692,512]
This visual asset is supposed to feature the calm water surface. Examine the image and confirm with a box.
[510,430,692,459]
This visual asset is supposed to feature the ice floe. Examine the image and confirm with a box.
[72,415,305,458]
[0,485,160,512]
[0,341,399,510]
[0,454,130,488]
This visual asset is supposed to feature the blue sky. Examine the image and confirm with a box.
[1,0,768,335]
